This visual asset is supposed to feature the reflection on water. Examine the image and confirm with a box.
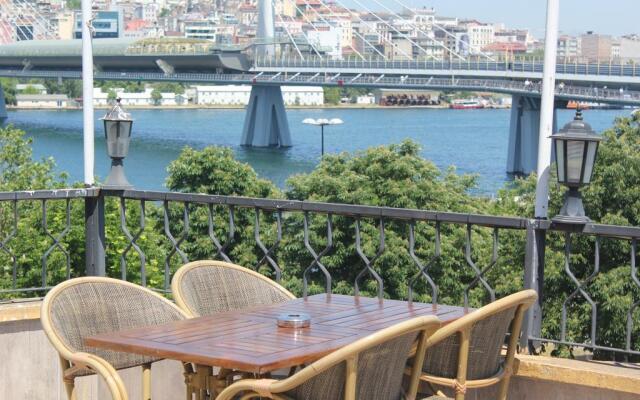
[4,107,627,194]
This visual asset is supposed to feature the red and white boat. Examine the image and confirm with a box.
[449,99,484,109]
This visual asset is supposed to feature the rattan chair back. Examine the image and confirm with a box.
[420,290,537,400]
[171,260,295,317]
[215,316,442,400]
[41,277,188,400]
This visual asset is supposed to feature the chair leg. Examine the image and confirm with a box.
[497,374,512,400]
[63,379,76,400]
[60,357,76,400]
[142,363,152,400]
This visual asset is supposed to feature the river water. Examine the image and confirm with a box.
[4,107,628,194]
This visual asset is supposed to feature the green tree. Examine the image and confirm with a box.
[0,126,168,297]
[0,78,17,105]
[124,82,145,93]
[323,87,341,105]
[152,82,185,95]
[165,147,283,275]
[151,89,162,106]
[107,89,118,103]
[62,80,82,99]
[21,85,41,95]
[281,140,503,303]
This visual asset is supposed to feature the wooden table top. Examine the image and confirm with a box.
[85,294,469,374]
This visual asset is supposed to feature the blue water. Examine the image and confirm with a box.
[3,108,628,194]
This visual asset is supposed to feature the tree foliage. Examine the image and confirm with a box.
[323,87,341,105]
[1,113,640,358]
[1,78,17,105]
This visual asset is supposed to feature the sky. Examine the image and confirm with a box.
[342,0,639,38]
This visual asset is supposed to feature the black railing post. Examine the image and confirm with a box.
[521,219,546,352]
[85,191,106,276]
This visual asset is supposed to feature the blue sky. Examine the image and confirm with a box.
[341,0,638,37]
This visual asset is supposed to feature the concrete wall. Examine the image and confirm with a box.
[0,318,185,400]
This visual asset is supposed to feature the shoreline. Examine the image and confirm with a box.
[7,104,510,111]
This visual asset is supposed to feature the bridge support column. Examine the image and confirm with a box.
[0,85,7,122]
[507,95,557,175]
[241,85,292,147]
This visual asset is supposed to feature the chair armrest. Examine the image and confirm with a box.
[64,352,128,400]
[216,378,278,400]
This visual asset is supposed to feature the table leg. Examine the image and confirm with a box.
[183,363,195,400]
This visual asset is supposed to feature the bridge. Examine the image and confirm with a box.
[1,1,639,175]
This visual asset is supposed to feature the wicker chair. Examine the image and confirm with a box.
[171,260,295,318]
[41,277,190,400]
[417,290,537,400]
[215,316,441,400]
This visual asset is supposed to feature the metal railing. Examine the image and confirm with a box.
[0,188,639,359]
[1,69,639,106]
[254,55,640,78]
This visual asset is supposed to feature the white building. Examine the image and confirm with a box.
[184,19,217,40]
[307,27,342,59]
[466,23,495,54]
[16,94,69,108]
[194,86,324,106]
[92,87,181,106]
[356,95,376,105]
[15,84,47,94]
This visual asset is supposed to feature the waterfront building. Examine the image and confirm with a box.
[183,18,218,40]
[465,22,495,55]
[307,27,342,58]
[92,88,182,107]
[16,94,69,109]
[620,35,640,62]
[557,35,581,60]
[53,11,75,40]
[581,31,613,61]
[356,95,376,105]
[194,85,324,106]
[74,10,123,39]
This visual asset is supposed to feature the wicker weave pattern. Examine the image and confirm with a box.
[178,263,292,316]
[49,281,185,376]
[422,307,516,380]
[285,331,419,400]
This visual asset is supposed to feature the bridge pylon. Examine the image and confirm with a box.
[241,85,292,148]
[0,85,7,122]
[506,95,557,175]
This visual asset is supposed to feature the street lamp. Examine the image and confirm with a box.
[302,118,343,156]
[550,109,603,224]
[101,98,133,189]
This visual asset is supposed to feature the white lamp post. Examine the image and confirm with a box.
[81,0,94,186]
[302,118,343,156]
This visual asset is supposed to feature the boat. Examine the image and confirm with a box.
[450,99,484,109]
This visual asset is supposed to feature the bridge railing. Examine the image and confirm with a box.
[1,68,639,105]
[253,55,640,78]
[0,188,639,360]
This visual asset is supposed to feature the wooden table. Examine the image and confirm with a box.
[85,294,469,375]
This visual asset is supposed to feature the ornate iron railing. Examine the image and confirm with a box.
[0,188,639,359]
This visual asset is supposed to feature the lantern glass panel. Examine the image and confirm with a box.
[104,120,132,158]
[582,141,599,184]
[566,140,585,184]
[554,139,566,183]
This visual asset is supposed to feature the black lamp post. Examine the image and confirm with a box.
[101,98,133,189]
[550,109,603,224]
